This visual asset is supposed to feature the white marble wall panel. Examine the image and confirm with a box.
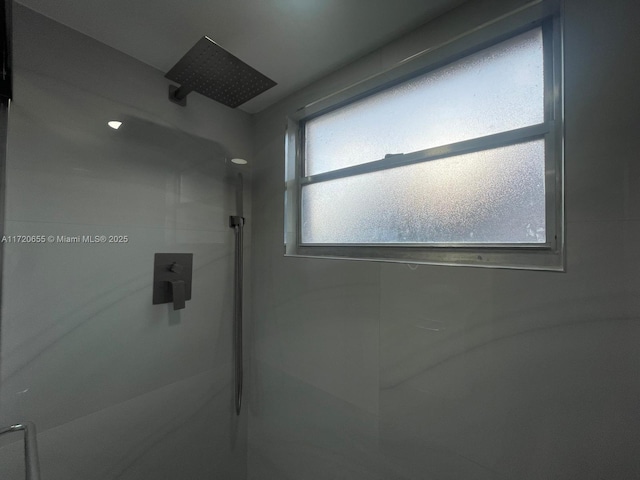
[0,369,246,480]
[563,0,640,223]
[248,362,397,480]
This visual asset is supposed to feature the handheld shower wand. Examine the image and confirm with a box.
[229,172,244,415]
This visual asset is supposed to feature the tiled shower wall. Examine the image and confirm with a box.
[0,5,251,479]
[248,0,640,478]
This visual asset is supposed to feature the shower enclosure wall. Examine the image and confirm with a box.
[247,0,640,478]
[0,4,251,479]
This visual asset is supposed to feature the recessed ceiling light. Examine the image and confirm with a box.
[231,158,248,165]
[107,121,122,130]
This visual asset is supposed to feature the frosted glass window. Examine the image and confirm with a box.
[301,140,546,244]
[286,13,564,270]
[305,28,544,176]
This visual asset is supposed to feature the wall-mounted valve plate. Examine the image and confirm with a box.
[152,253,193,310]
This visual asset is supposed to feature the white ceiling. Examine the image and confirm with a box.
[16,0,466,113]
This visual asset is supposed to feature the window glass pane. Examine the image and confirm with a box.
[305,28,544,176]
[301,140,546,244]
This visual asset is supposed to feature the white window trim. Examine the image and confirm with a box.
[285,0,564,271]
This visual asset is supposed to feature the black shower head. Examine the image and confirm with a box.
[165,36,276,108]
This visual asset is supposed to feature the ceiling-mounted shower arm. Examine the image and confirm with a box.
[168,85,192,106]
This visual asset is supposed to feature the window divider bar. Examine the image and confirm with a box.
[301,121,551,186]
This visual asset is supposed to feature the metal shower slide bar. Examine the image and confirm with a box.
[229,172,245,415]
[0,421,41,480]
[230,213,244,415]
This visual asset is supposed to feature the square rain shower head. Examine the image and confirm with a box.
[165,36,276,108]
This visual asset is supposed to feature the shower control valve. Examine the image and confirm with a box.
[152,253,193,311]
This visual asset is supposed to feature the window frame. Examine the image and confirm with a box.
[285,0,564,271]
